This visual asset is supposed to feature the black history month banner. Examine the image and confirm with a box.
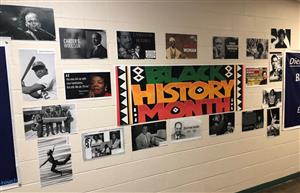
[116,65,237,125]
[0,46,18,189]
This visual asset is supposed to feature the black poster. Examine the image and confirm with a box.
[0,46,18,189]
[117,31,156,59]
[64,71,111,100]
[0,5,55,40]
[213,36,238,59]
[59,28,107,59]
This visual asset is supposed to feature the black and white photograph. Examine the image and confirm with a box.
[131,121,166,151]
[0,5,55,40]
[209,112,235,136]
[246,38,268,59]
[38,136,72,187]
[269,52,283,82]
[64,71,111,100]
[117,31,156,59]
[242,109,264,132]
[19,49,57,101]
[271,28,291,49]
[82,128,124,160]
[165,33,197,59]
[59,28,107,59]
[212,36,238,59]
[23,104,76,140]
[267,108,280,137]
[168,117,201,142]
[262,88,282,108]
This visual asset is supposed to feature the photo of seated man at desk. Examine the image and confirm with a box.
[131,121,167,151]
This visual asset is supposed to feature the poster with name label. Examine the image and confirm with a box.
[0,46,19,190]
[284,51,300,129]
[116,65,236,125]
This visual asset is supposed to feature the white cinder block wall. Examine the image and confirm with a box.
[1,0,300,192]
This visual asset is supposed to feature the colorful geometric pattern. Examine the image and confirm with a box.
[116,66,129,125]
[236,65,244,111]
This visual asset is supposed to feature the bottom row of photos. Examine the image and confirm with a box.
[35,108,280,187]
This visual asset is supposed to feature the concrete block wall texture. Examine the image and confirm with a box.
[1,0,299,192]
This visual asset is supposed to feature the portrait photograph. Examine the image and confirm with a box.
[262,88,282,108]
[166,33,197,59]
[117,31,156,59]
[82,128,124,160]
[246,38,268,59]
[64,71,111,100]
[212,36,238,59]
[131,121,166,151]
[59,28,107,59]
[271,28,291,49]
[242,109,264,132]
[209,112,235,136]
[267,108,280,137]
[38,136,72,187]
[19,49,57,101]
[23,104,76,140]
[269,52,283,82]
[168,117,201,142]
[0,5,55,40]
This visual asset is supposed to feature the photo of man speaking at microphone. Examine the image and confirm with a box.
[0,5,55,40]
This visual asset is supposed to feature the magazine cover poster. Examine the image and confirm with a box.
[0,5,55,40]
[117,31,156,59]
[269,52,283,82]
[59,28,107,59]
[131,121,166,151]
[38,136,72,187]
[19,49,57,101]
[246,38,268,59]
[262,88,282,108]
[242,109,264,132]
[23,104,76,140]
[64,71,111,100]
[212,36,238,59]
[267,108,280,137]
[165,33,197,59]
[82,128,124,160]
[169,117,201,142]
[271,28,291,49]
[209,112,235,136]
[245,67,268,86]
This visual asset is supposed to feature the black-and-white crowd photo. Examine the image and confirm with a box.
[267,108,280,137]
[19,49,57,101]
[269,52,283,82]
[23,104,76,140]
[117,31,156,59]
[131,121,166,151]
[246,38,268,59]
[209,112,235,136]
[82,128,124,160]
[271,28,291,49]
[212,36,238,59]
[169,117,201,142]
[38,136,72,187]
[242,109,264,132]
[64,71,111,100]
[263,88,282,108]
[59,28,107,59]
[0,5,55,40]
